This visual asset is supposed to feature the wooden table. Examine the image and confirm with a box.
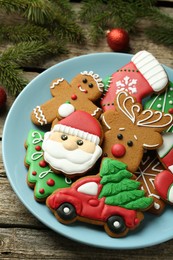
[1,1,173,259]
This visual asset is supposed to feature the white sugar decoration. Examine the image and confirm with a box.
[157,104,162,108]
[81,71,104,92]
[116,76,138,95]
[58,103,75,117]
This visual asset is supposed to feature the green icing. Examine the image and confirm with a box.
[99,158,153,211]
[100,158,127,177]
[103,75,111,92]
[104,190,145,206]
[25,129,72,200]
[99,178,140,198]
[100,169,133,185]
[121,197,153,210]
[144,81,173,133]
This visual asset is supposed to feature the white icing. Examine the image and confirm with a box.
[168,184,173,203]
[52,124,100,145]
[32,131,43,144]
[157,132,173,158]
[31,151,43,161]
[131,50,168,92]
[33,106,47,125]
[77,182,98,195]
[39,169,53,179]
[102,115,111,130]
[81,71,104,92]
[116,76,138,95]
[91,107,102,116]
[169,165,173,173]
[137,110,172,128]
[50,78,64,89]
[58,103,75,117]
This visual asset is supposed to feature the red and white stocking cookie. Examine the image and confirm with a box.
[101,50,168,111]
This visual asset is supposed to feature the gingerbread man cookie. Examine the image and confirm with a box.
[31,71,104,127]
[25,129,73,202]
[101,50,168,111]
[101,91,172,173]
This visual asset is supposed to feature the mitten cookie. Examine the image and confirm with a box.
[25,129,72,202]
[101,50,168,111]
[42,107,103,178]
[135,150,166,214]
[101,91,172,172]
[31,71,104,127]
[46,158,153,238]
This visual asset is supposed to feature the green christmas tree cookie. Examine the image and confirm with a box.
[99,158,153,210]
[25,129,72,202]
[144,81,173,133]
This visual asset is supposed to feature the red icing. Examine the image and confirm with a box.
[47,176,139,229]
[71,94,77,100]
[111,143,126,158]
[168,108,173,114]
[161,147,173,168]
[155,170,173,201]
[47,179,55,186]
[35,145,41,151]
[39,188,45,194]
[32,171,37,176]
[101,62,153,111]
[39,160,47,167]
[57,110,102,138]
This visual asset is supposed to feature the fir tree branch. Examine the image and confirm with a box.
[0,41,68,67]
[0,60,28,95]
[0,23,51,43]
[145,25,173,45]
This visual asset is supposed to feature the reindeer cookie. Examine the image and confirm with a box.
[101,50,168,111]
[101,91,172,173]
[31,71,104,127]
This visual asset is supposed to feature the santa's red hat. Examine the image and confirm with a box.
[52,104,102,145]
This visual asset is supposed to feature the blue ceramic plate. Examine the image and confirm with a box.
[2,53,173,249]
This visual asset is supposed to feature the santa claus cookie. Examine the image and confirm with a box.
[31,71,104,127]
[101,50,168,111]
[42,105,103,178]
[46,158,153,238]
[25,129,73,202]
[101,91,172,173]
[135,150,166,215]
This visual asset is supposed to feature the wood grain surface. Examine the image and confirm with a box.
[1,1,173,259]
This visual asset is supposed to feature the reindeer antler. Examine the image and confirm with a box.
[137,110,172,128]
[116,91,141,123]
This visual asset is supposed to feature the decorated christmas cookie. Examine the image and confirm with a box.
[31,71,104,127]
[101,50,168,111]
[25,129,72,202]
[46,158,153,238]
[42,107,103,177]
[135,150,166,214]
[101,91,172,172]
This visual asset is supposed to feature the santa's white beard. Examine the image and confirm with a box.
[42,139,102,175]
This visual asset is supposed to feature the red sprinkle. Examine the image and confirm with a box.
[39,160,47,167]
[168,108,173,114]
[39,188,45,194]
[35,145,41,151]
[71,94,77,100]
[47,179,55,186]
[32,171,37,176]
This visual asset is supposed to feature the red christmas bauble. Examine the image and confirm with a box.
[106,28,129,52]
[0,87,7,109]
